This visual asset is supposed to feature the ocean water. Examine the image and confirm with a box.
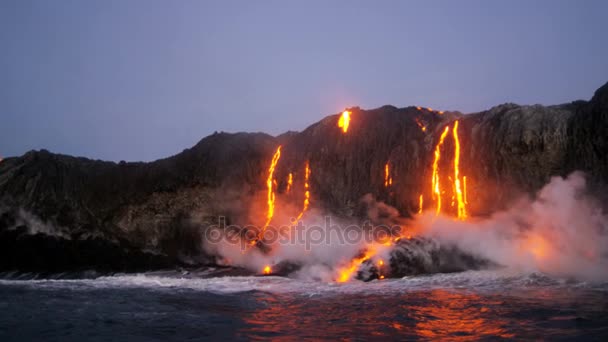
[1,269,607,341]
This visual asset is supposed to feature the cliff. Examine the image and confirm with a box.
[1,82,607,272]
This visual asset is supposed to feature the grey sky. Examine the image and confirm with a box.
[1,0,607,161]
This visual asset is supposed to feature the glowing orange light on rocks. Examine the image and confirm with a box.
[415,117,427,132]
[263,265,272,275]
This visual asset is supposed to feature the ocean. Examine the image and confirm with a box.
[1,269,607,341]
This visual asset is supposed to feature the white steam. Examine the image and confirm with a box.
[416,172,608,281]
[204,171,608,282]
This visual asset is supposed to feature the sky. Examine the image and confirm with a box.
[1,0,607,162]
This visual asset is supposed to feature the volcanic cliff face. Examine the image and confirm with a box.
[1,82,607,272]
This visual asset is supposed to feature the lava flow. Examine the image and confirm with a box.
[286,173,293,193]
[452,121,467,219]
[337,248,377,283]
[260,146,282,239]
[338,110,351,133]
[428,121,468,219]
[384,162,393,187]
[432,126,451,215]
[296,160,311,220]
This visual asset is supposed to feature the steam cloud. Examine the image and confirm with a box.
[417,172,608,281]
[203,172,608,282]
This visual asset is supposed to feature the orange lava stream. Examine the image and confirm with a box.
[337,248,376,283]
[338,110,351,133]
[296,160,311,220]
[263,265,272,275]
[432,126,450,215]
[430,121,469,219]
[418,194,424,214]
[261,146,281,237]
[453,121,467,219]
[384,162,393,187]
[286,172,293,193]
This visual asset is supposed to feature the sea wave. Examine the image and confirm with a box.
[1,269,607,297]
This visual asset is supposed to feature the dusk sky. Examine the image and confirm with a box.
[1,0,607,162]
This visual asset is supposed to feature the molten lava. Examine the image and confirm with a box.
[286,173,293,193]
[432,126,451,215]
[338,110,351,133]
[452,121,467,219]
[384,162,393,187]
[337,248,376,283]
[261,146,282,238]
[430,121,469,219]
[415,117,427,132]
[418,194,424,214]
[296,160,311,220]
[263,265,272,275]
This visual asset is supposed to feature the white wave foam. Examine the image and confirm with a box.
[1,269,606,296]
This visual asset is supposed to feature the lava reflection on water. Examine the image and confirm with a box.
[240,290,520,340]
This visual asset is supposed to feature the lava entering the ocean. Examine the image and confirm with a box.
[240,116,477,282]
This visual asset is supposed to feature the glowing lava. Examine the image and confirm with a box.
[418,194,424,214]
[337,248,376,283]
[296,160,311,220]
[338,110,351,133]
[261,146,282,238]
[430,121,469,219]
[263,265,272,275]
[415,117,427,132]
[452,121,467,219]
[286,172,293,193]
[384,162,393,187]
[432,126,451,215]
